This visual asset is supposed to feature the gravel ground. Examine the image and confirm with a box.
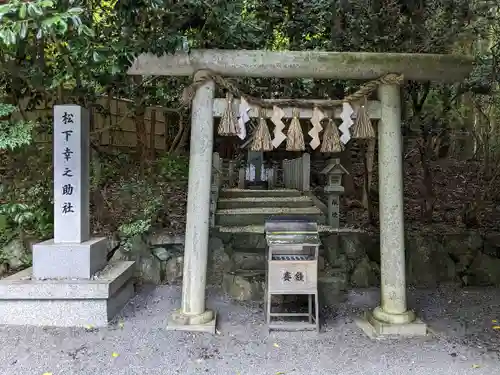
[1,285,500,375]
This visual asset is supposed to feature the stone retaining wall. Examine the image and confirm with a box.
[212,229,500,306]
[101,228,500,307]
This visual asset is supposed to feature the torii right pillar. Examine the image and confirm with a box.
[357,82,427,338]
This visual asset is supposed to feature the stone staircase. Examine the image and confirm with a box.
[212,188,350,307]
[215,189,326,227]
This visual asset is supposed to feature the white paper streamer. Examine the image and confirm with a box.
[309,107,325,149]
[236,97,251,140]
[339,102,354,144]
[245,164,268,181]
[270,106,286,148]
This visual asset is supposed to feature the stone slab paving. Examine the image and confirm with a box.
[0,285,499,375]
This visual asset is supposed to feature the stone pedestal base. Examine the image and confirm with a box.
[166,309,216,334]
[0,261,135,327]
[32,237,107,279]
[355,309,428,339]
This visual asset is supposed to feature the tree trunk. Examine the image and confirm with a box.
[174,115,190,155]
[419,139,436,223]
[149,108,156,159]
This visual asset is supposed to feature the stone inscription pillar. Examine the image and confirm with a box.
[169,73,216,333]
[32,105,107,280]
[53,105,90,243]
[372,83,415,324]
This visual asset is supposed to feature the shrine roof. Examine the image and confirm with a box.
[321,161,349,175]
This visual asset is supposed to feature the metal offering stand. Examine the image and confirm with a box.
[264,217,320,332]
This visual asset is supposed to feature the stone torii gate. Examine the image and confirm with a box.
[128,50,473,335]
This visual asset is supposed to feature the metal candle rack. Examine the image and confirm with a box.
[264,217,320,332]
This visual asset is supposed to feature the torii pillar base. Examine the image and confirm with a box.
[167,309,216,334]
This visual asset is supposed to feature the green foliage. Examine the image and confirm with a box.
[0,103,35,150]
[0,0,92,45]
[0,202,52,235]
[156,154,189,180]
[90,152,190,250]
[0,0,498,246]
[0,177,53,252]
[0,103,14,117]
[118,219,151,251]
[116,179,162,250]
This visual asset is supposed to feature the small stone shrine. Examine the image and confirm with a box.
[0,105,135,327]
[245,150,268,189]
[321,159,349,228]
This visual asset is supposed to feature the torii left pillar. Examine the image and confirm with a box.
[167,72,216,333]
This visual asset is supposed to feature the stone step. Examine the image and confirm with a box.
[216,224,348,234]
[215,207,325,226]
[219,188,302,199]
[229,252,266,270]
[230,246,266,254]
[218,196,314,209]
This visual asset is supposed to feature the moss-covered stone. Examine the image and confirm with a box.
[223,270,265,301]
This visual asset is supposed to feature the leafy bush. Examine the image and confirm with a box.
[0,179,53,247]
[156,154,189,180]
[116,154,189,249]
[0,103,35,150]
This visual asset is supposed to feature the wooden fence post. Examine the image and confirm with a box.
[302,153,310,191]
[292,159,298,189]
[268,163,278,189]
[282,160,289,188]
[238,167,245,189]
[281,154,310,191]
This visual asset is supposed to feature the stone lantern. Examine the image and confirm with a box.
[320,158,349,228]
